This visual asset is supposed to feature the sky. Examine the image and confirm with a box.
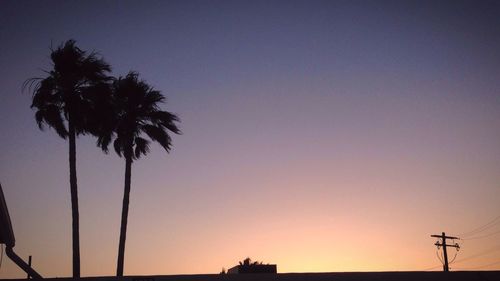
[1,0,500,278]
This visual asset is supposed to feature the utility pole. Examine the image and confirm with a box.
[431,232,460,272]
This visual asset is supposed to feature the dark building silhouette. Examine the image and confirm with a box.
[0,184,43,279]
[227,258,277,274]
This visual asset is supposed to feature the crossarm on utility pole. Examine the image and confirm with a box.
[435,242,460,248]
[431,234,460,240]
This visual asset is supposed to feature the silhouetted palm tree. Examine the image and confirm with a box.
[97,72,180,276]
[26,40,111,278]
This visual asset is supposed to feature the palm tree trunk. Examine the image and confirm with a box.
[117,151,132,276]
[68,120,80,278]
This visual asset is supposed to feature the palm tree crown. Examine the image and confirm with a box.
[100,72,180,159]
[28,40,112,137]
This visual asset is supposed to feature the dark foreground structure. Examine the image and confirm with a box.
[227,258,277,274]
[3,272,500,281]
[227,264,277,274]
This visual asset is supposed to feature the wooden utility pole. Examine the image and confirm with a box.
[431,232,460,272]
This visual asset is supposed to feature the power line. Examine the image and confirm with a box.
[422,250,454,272]
[459,216,500,237]
[462,229,500,241]
[421,264,443,271]
[434,246,459,267]
[459,215,500,238]
[448,248,459,264]
[436,249,444,264]
[454,260,500,270]
[453,244,500,265]
[425,244,500,271]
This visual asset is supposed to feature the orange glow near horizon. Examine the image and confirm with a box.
[6,177,500,277]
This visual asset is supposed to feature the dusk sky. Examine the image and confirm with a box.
[1,0,500,278]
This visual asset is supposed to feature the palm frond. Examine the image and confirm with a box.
[113,137,124,157]
[143,90,164,108]
[147,111,181,134]
[22,77,44,94]
[97,133,113,153]
[30,77,61,107]
[81,52,112,81]
[133,137,150,159]
[34,105,68,138]
[141,124,172,152]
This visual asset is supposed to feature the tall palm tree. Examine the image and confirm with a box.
[26,40,111,278]
[97,72,180,276]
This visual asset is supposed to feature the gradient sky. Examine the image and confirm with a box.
[1,0,500,278]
